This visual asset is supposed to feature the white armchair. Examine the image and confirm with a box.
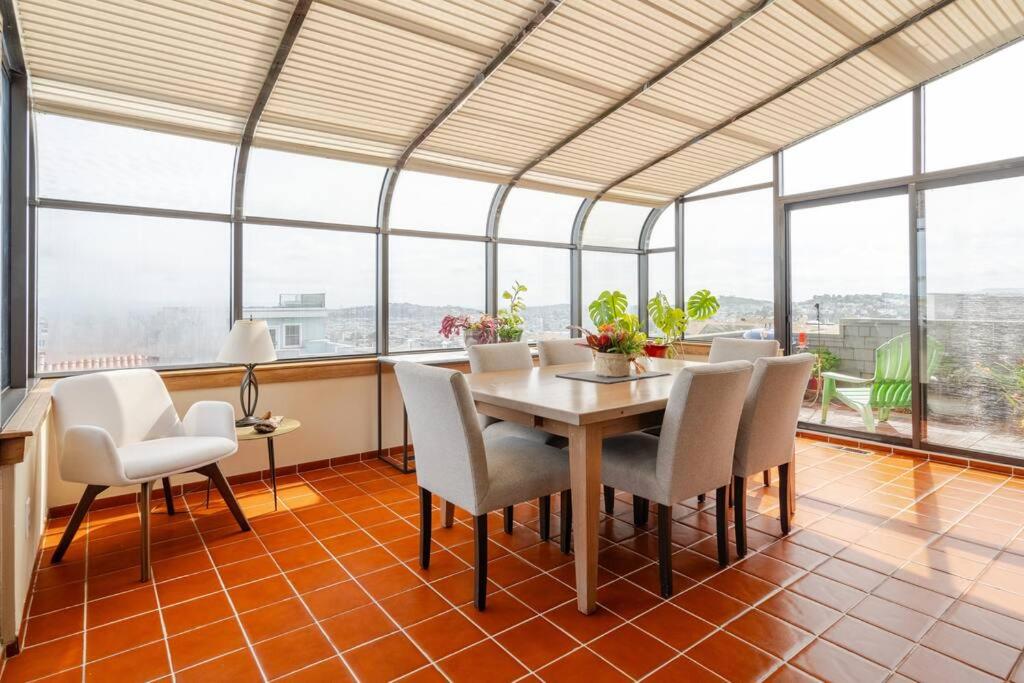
[51,369,249,581]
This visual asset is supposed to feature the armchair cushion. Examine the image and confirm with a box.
[601,432,660,502]
[119,436,237,482]
[476,434,570,514]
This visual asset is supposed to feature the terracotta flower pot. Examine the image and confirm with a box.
[594,351,631,378]
[644,343,670,358]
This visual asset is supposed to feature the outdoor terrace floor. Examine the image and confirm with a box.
[4,437,1024,682]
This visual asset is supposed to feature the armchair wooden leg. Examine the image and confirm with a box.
[140,481,152,582]
[162,478,175,515]
[194,463,250,532]
[559,490,572,554]
[715,485,729,568]
[762,470,770,487]
[52,484,107,564]
[419,487,431,569]
[603,485,614,514]
[503,505,514,534]
[442,500,455,528]
[539,496,551,541]
[734,476,748,558]
[779,463,791,535]
[473,514,488,611]
[633,496,649,527]
[657,504,673,598]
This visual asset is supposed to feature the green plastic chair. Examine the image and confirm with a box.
[820,332,942,433]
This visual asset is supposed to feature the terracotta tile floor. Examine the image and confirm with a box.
[6,437,1024,682]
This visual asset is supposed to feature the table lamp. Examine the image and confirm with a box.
[218,319,277,426]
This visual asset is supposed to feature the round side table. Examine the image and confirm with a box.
[206,418,301,511]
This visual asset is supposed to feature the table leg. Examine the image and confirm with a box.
[268,437,278,511]
[568,423,601,614]
[376,362,383,459]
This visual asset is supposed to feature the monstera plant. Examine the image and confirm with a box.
[645,289,720,358]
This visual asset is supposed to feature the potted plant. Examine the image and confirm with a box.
[645,289,720,358]
[571,290,648,377]
[807,347,839,390]
[497,281,527,342]
[438,314,498,347]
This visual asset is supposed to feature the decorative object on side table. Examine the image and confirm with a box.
[571,290,648,378]
[207,417,302,511]
[252,410,281,434]
[646,289,720,358]
[218,319,277,427]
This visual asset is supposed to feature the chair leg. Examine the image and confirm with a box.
[194,463,250,532]
[442,500,455,528]
[860,405,876,433]
[559,490,572,554]
[734,476,748,559]
[539,496,551,541]
[52,484,107,563]
[697,493,706,505]
[473,514,488,610]
[762,470,770,488]
[657,504,673,598]
[140,481,152,582]
[419,487,432,570]
[161,477,175,515]
[715,485,729,567]
[503,505,514,534]
[603,485,614,514]
[633,496,649,527]
[779,463,791,536]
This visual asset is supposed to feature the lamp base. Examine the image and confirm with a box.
[235,415,262,428]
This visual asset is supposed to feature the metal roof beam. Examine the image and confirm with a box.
[507,0,775,186]
[599,0,957,199]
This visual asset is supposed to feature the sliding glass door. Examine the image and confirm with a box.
[789,193,911,439]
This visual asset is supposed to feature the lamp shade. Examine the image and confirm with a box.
[218,319,277,365]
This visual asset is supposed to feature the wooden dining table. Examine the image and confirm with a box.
[465,356,796,614]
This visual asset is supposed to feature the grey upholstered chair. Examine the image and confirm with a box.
[600,361,753,597]
[536,338,593,367]
[705,336,782,494]
[394,362,571,610]
[708,337,780,364]
[732,353,814,558]
[469,342,569,538]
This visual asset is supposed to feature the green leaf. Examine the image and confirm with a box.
[588,290,628,326]
[502,291,512,299]
[686,289,719,321]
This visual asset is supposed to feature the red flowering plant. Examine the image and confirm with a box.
[569,290,648,371]
[438,314,499,343]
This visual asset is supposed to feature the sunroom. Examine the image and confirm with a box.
[0,1,1023,681]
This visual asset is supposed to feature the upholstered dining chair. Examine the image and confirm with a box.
[536,338,593,367]
[705,336,783,495]
[732,354,814,558]
[708,337,780,364]
[395,362,571,610]
[50,369,249,581]
[600,361,753,597]
[468,342,561,539]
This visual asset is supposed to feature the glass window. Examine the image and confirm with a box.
[497,245,570,341]
[499,188,581,243]
[648,251,676,312]
[789,193,910,439]
[647,206,675,249]
[35,114,234,212]
[0,68,9,390]
[684,189,773,339]
[388,236,485,351]
[925,41,1024,171]
[244,148,384,225]
[921,176,1024,459]
[243,225,376,358]
[37,210,230,372]
[688,157,772,197]
[389,171,495,235]
[582,201,650,249]
[783,94,912,195]
[582,251,638,325]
